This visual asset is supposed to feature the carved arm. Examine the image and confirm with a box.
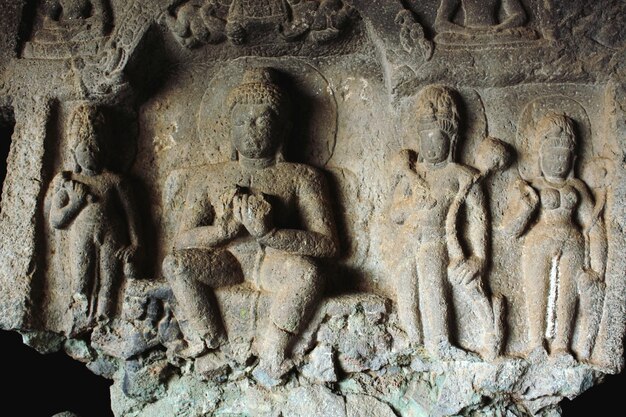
[502,179,538,238]
[495,0,527,30]
[260,170,339,258]
[434,0,467,34]
[174,189,242,250]
[116,178,142,248]
[49,175,87,230]
[464,181,488,262]
[575,179,608,277]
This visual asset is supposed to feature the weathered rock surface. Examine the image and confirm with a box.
[0,0,624,416]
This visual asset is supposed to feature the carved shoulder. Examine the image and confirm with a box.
[390,149,416,173]
[281,162,328,192]
[451,163,480,190]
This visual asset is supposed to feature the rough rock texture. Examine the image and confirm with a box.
[0,1,625,416]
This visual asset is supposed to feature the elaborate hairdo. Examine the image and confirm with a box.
[415,84,460,162]
[227,67,289,116]
[535,112,576,151]
[68,104,106,171]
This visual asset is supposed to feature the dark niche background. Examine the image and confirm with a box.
[0,110,624,417]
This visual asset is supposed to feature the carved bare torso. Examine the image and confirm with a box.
[524,177,591,246]
[392,160,476,241]
[63,171,126,242]
[462,0,499,27]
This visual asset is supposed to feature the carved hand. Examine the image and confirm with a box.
[516,179,538,209]
[214,208,242,239]
[233,193,274,239]
[65,179,89,204]
[577,269,606,293]
[115,245,141,264]
[225,21,245,45]
[450,256,485,286]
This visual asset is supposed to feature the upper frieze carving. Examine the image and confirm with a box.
[22,0,113,59]
[434,0,539,46]
[166,0,357,48]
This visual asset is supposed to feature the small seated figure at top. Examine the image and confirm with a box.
[162,67,339,381]
[434,0,538,46]
[31,0,111,43]
[225,0,289,44]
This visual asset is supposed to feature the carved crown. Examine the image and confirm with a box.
[415,84,459,138]
[227,67,289,115]
[535,112,576,151]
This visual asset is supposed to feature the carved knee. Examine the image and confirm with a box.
[291,257,324,294]
[162,252,189,281]
[270,257,324,333]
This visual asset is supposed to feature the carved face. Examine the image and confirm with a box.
[74,137,102,173]
[540,146,573,179]
[419,128,450,164]
[231,103,282,159]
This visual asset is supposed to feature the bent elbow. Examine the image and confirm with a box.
[322,237,340,258]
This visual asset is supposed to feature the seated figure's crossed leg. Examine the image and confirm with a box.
[257,252,324,372]
[162,248,244,348]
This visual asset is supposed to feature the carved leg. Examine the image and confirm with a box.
[162,249,243,348]
[575,274,605,361]
[257,253,324,379]
[96,239,123,322]
[395,256,423,344]
[416,241,453,357]
[552,243,584,356]
[521,241,552,354]
[69,231,96,332]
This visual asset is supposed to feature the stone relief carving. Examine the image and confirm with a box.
[166,0,356,48]
[386,85,510,360]
[434,0,539,46]
[22,0,112,59]
[504,111,608,361]
[47,104,143,334]
[162,67,339,382]
[1,1,625,415]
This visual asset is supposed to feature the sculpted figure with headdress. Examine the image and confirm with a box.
[162,67,339,380]
[48,104,143,333]
[504,112,607,360]
[387,85,503,359]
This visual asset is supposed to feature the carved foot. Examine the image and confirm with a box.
[173,336,208,359]
[549,348,576,366]
[252,357,294,387]
[478,336,499,362]
[432,342,479,362]
[525,344,549,361]
[195,351,230,382]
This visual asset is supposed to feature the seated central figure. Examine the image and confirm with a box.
[162,67,338,378]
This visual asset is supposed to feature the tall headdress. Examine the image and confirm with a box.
[68,104,106,171]
[535,112,576,151]
[415,84,460,162]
